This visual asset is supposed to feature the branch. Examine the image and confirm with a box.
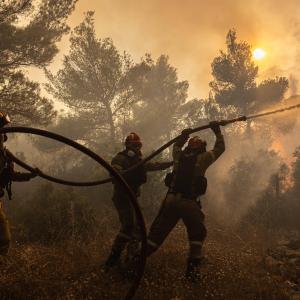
[0,60,34,68]
[0,0,32,24]
[112,90,137,116]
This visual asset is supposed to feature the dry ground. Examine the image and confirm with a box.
[0,221,288,300]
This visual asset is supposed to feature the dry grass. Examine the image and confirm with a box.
[0,221,287,300]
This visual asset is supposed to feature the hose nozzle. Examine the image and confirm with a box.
[219,116,247,126]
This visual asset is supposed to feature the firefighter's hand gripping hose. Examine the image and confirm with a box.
[8,103,300,188]
[5,117,246,187]
[1,102,300,299]
[0,127,146,300]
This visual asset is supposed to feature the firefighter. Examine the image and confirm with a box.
[145,121,225,281]
[0,112,37,255]
[104,132,173,271]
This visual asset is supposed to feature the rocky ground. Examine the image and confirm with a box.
[264,235,300,300]
[0,222,296,300]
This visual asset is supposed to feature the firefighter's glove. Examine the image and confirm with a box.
[30,168,41,178]
[209,121,221,134]
[177,128,192,146]
[181,128,193,137]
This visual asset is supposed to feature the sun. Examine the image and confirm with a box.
[253,48,266,60]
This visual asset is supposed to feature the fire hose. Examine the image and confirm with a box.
[1,103,300,299]
[7,103,300,188]
[0,126,146,300]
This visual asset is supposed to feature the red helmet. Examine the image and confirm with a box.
[125,132,142,148]
[187,136,207,151]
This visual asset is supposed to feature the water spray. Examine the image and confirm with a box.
[2,104,299,299]
[246,102,300,120]
[191,102,300,133]
[6,103,300,187]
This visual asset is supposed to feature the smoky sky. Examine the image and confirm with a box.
[30,0,300,100]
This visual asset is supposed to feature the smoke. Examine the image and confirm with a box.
[15,0,300,230]
[289,75,299,96]
[203,97,300,225]
[26,0,300,100]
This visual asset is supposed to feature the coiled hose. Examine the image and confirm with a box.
[0,126,146,300]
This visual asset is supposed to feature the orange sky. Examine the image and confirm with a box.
[28,0,300,100]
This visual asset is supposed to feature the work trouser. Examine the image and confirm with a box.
[0,201,11,255]
[110,190,140,258]
[147,193,207,260]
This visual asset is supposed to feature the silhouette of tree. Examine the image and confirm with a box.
[210,29,288,116]
[126,54,189,150]
[46,12,154,147]
[0,0,77,125]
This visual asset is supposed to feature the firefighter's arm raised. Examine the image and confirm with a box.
[172,129,191,161]
[200,122,225,169]
[210,121,225,160]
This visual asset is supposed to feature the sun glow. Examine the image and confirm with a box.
[253,48,266,60]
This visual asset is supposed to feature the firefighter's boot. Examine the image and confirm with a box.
[185,258,202,282]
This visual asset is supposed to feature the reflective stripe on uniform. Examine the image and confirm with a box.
[112,164,123,171]
[189,241,203,259]
[189,240,203,246]
[118,232,132,240]
[147,239,159,249]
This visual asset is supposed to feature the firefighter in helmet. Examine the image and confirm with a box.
[0,112,37,255]
[104,132,173,271]
[145,121,225,281]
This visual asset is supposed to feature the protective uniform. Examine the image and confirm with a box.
[0,112,36,255]
[104,132,173,270]
[146,123,225,280]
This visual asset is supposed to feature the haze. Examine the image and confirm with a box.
[28,0,300,100]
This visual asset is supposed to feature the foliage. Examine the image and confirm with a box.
[0,0,77,125]
[14,183,97,243]
[46,12,189,157]
[245,149,300,231]
[291,146,300,195]
[45,11,149,146]
[127,54,189,150]
[0,69,55,125]
[223,149,280,222]
[209,29,288,116]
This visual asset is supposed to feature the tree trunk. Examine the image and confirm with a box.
[105,103,116,144]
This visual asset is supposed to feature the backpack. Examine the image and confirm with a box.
[165,150,207,199]
[119,150,147,188]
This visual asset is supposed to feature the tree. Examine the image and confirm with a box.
[0,0,77,125]
[14,183,97,243]
[0,69,55,125]
[209,29,288,116]
[46,11,150,148]
[126,54,189,150]
[291,147,300,195]
[223,149,281,223]
[0,0,31,25]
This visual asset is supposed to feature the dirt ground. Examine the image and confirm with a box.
[0,221,288,300]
